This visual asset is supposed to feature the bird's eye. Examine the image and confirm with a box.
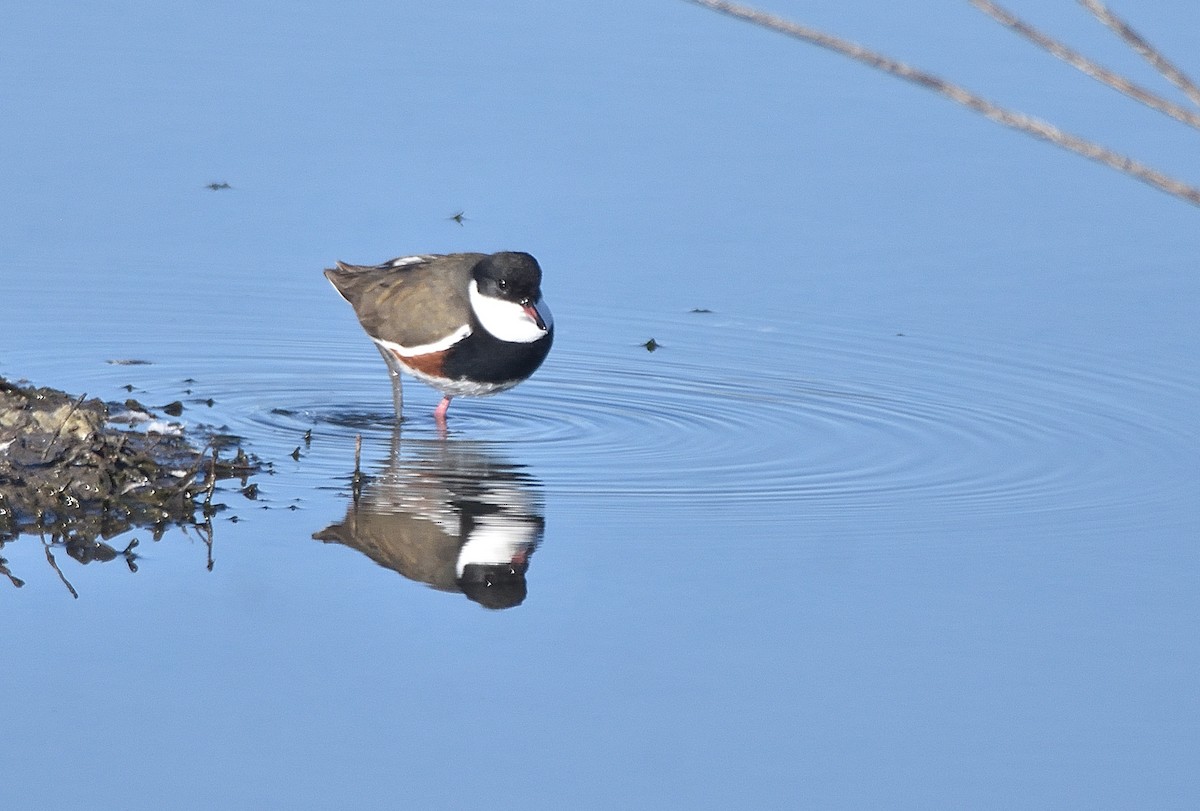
[497,279,508,291]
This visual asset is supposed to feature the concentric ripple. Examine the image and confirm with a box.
[509,314,1197,523]
[21,308,1199,526]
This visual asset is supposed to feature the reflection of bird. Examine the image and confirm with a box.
[313,439,544,609]
[324,252,554,424]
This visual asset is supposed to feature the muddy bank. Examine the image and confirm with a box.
[0,376,261,588]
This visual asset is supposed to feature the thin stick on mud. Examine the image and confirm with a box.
[681,0,1200,207]
[203,447,219,512]
[40,393,88,462]
[972,0,1200,130]
[1077,0,1200,110]
[175,438,215,495]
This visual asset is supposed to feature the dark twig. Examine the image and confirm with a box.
[203,447,219,514]
[40,394,88,462]
[43,541,79,599]
[972,0,1200,130]
[1077,0,1200,110]
[197,518,215,571]
[351,434,364,502]
[174,438,215,495]
[682,0,1200,207]
[0,557,25,589]
[121,538,139,573]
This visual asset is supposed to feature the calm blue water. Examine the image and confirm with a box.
[3,1,1199,808]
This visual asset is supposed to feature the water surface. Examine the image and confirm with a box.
[3,1,1199,808]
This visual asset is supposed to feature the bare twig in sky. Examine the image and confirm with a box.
[972,0,1200,130]
[682,0,1200,208]
[1077,0,1200,110]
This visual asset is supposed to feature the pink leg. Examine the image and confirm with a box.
[433,396,453,422]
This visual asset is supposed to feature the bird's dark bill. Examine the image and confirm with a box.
[524,304,547,331]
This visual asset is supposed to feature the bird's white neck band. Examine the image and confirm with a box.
[469,281,552,343]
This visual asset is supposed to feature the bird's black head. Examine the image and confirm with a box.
[472,252,544,306]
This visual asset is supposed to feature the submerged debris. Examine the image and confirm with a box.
[0,376,261,592]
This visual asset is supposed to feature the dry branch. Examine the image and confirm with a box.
[972,0,1200,130]
[682,0,1200,207]
[1077,0,1200,109]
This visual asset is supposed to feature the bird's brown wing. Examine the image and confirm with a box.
[324,253,484,348]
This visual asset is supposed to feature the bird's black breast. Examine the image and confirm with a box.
[443,327,554,384]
